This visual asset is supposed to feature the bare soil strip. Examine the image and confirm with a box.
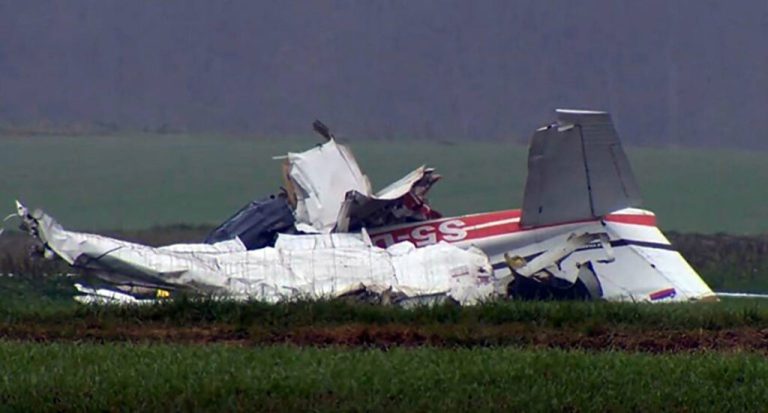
[4,323,768,353]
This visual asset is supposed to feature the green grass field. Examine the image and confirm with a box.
[0,272,767,332]
[2,134,768,233]
[4,134,768,410]
[1,343,767,412]
[2,272,768,410]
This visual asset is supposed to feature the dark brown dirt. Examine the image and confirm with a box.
[5,322,768,353]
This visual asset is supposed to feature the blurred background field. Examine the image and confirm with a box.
[2,134,767,234]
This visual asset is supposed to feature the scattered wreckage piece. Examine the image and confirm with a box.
[497,224,712,302]
[16,202,497,305]
[336,166,442,232]
[282,137,371,232]
[10,110,717,304]
[204,122,443,247]
[280,123,442,233]
[72,284,159,305]
[366,110,715,303]
[204,195,296,250]
[503,232,609,300]
[369,208,715,302]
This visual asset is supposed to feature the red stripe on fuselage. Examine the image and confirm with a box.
[603,213,657,227]
[369,209,656,248]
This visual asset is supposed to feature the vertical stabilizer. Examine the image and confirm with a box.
[521,109,642,228]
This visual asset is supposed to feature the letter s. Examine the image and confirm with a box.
[411,225,437,247]
[439,219,467,242]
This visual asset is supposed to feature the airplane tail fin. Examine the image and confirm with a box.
[520,109,642,228]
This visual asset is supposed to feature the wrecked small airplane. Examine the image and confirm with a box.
[11,110,716,304]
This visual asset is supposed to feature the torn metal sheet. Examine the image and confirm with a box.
[281,134,441,233]
[73,284,159,305]
[285,139,371,232]
[203,122,441,247]
[18,203,497,305]
[504,232,614,300]
[495,213,714,302]
[336,166,442,232]
[510,232,609,280]
[204,195,296,249]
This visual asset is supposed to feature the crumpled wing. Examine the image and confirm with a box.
[521,109,642,228]
[16,202,496,305]
[16,202,242,290]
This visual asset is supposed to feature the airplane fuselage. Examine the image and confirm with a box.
[371,208,654,266]
[370,207,713,301]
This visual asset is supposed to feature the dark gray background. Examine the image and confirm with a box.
[1,1,766,148]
